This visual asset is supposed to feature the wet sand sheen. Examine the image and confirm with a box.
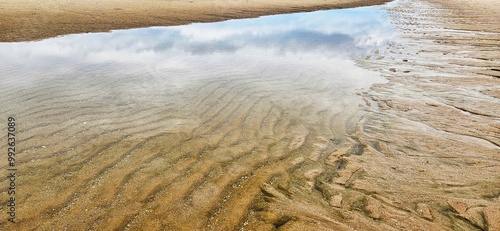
[0,8,388,230]
[353,0,500,230]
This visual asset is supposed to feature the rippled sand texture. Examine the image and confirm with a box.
[354,0,500,230]
[0,36,384,229]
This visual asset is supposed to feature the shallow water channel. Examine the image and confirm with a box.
[0,5,396,230]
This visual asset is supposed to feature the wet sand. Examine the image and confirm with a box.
[0,0,390,42]
[354,0,500,229]
[1,0,499,230]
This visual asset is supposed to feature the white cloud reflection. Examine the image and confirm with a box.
[0,5,393,93]
[0,6,393,61]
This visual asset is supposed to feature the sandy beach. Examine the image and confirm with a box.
[0,0,499,230]
[0,0,390,42]
[355,0,500,229]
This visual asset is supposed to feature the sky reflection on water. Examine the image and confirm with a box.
[0,6,393,67]
[0,5,395,109]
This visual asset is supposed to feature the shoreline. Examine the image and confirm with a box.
[354,0,500,229]
[0,0,391,42]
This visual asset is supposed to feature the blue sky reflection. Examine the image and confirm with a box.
[0,6,393,64]
[0,5,394,104]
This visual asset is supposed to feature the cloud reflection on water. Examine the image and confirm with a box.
[0,6,393,63]
[0,5,395,99]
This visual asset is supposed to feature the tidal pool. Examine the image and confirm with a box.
[0,5,395,230]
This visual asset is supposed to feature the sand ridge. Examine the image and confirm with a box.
[0,0,391,42]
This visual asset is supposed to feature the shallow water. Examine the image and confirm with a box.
[0,5,395,230]
[1,7,392,106]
